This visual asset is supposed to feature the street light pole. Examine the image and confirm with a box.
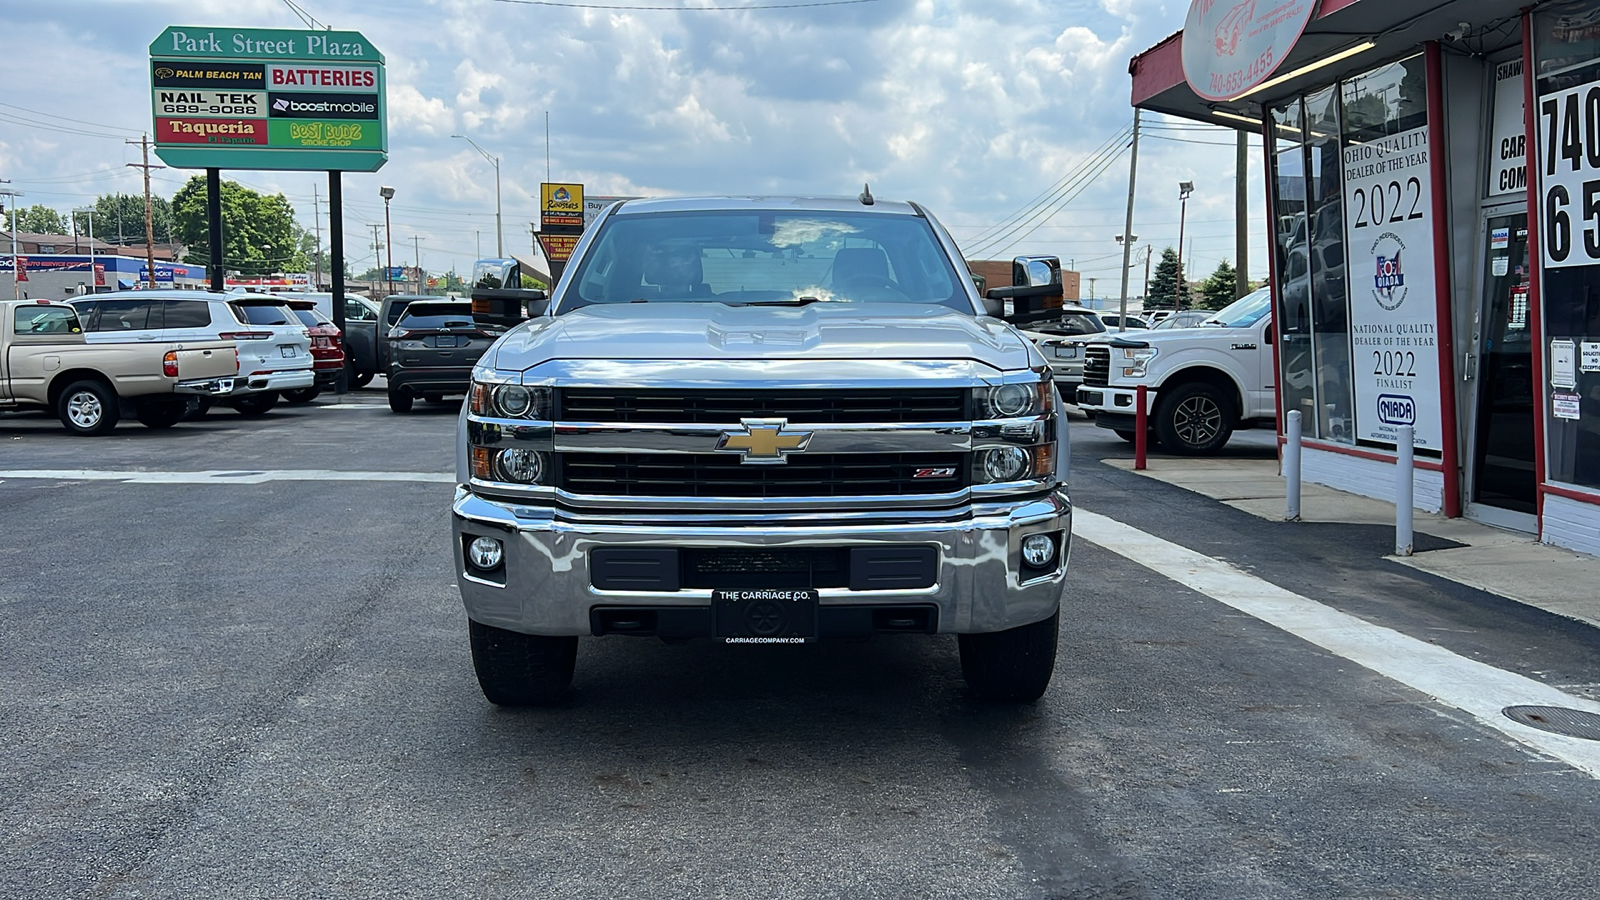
[452,134,503,257]
[1176,181,1194,310]
[379,186,395,295]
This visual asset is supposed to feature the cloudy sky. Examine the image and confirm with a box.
[0,0,1267,297]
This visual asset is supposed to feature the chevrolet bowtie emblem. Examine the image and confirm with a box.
[715,418,813,464]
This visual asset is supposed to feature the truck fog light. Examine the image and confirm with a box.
[1021,533,1056,568]
[496,448,545,483]
[982,446,1031,482]
[468,536,504,570]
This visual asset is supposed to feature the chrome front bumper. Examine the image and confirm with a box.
[451,487,1072,637]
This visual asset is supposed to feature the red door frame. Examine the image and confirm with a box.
[1424,41,1464,518]
[1521,13,1550,521]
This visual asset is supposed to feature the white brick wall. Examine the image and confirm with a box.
[1303,446,1445,513]
[1542,494,1600,557]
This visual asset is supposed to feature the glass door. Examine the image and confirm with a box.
[1465,211,1537,528]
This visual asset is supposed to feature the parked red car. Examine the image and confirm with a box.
[284,299,345,403]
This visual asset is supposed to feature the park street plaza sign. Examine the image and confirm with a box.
[149,26,387,173]
[1181,0,1317,102]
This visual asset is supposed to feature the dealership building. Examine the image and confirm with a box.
[1131,0,1600,555]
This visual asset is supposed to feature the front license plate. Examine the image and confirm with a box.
[1053,345,1079,359]
[713,589,818,643]
[279,345,297,358]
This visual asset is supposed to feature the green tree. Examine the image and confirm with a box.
[1199,259,1238,310]
[1145,247,1184,310]
[72,194,175,245]
[171,176,300,277]
[11,204,69,234]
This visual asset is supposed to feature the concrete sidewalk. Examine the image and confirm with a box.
[1103,455,1600,631]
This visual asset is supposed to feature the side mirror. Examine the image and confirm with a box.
[525,290,549,317]
[980,293,1004,317]
[1012,255,1062,288]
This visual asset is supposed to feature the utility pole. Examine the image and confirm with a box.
[1175,181,1194,310]
[1143,245,1152,301]
[1116,109,1141,333]
[126,134,163,289]
[1,181,21,300]
[312,183,324,290]
[1235,130,1250,299]
[369,223,383,294]
[74,206,96,294]
[412,235,423,292]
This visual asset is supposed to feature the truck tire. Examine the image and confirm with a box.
[1153,381,1234,455]
[957,609,1059,701]
[56,379,120,436]
[135,398,187,429]
[283,387,321,404]
[230,392,279,416]
[388,387,413,413]
[469,619,578,706]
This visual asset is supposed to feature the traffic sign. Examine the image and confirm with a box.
[148,26,387,172]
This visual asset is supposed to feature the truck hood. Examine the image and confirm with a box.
[1103,325,1246,349]
[487,302,1038,373]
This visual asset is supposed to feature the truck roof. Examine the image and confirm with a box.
[609,195,922,217]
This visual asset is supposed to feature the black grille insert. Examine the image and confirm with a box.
[1083,346,1111,388]
[559,388,967,424]
[559,452,969,498]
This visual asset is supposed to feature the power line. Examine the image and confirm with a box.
[965,130,1132,259]
[959,123,1132,251]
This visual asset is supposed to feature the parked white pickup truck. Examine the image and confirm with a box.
[1074,287,1275,454]
[0,299,238,434]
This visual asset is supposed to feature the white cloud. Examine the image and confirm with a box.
[0,0,1265,284]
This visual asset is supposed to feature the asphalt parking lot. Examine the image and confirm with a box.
[5,392,1599,899]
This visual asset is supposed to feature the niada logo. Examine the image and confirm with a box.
[1377,393,1416,426]
[1370,231,1407,311]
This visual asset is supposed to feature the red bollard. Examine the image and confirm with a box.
[1134,384,1148,470]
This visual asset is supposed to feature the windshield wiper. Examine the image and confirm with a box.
[737,296,825,307]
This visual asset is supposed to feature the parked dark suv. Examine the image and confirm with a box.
[386,300,504,413]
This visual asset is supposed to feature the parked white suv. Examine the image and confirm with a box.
[1074,288,1275,454]
[70,291,314,415]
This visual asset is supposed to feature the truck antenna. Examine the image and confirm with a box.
[859,183,874,206]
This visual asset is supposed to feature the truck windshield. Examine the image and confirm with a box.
[562,210,968,312]
[1203,288,1272,328]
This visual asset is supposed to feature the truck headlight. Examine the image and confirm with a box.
[981,446,1031,482]
[496,448,546,484]
[974,381,1053,419]
[1120,346,1158,378]
[470,381,550,419]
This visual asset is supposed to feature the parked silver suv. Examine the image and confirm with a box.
[71,291,314,415]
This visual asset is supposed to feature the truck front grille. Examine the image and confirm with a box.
[558,452,969,498]
[558,388,966,424]
[1083,346,1111,387]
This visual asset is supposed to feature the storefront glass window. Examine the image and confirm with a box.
[1306,86,1354,443]
[1272,99,1318,433]
[1533,2,1600,489]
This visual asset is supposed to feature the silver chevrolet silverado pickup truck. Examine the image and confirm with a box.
[451,195,1072,705]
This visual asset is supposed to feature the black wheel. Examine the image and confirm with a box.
[56,379,120,436]
[186,398,214,421]
[135,398,187,429]
[388,388,413,413]
[353,371,375,389]
[958,610,1059,701]
[1113,429,1138,444]
[230,392,279,416]
[468,619,578,706]
[1153,381,1235,455]
[283,387,321,404]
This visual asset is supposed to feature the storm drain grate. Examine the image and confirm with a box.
[1501,706,1600,741]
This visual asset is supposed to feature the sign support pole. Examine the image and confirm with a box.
[329,170,348,393]
[206,167,224,291]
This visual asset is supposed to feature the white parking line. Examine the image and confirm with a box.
[0,469,453,484]
[1074,508,1600,778]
